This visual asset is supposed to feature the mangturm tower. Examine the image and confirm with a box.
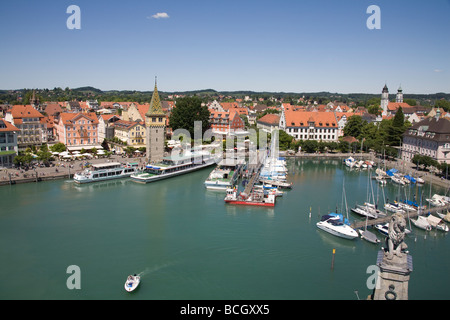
[145,78,166,163]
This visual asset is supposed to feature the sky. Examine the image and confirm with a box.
[0,0,449,94]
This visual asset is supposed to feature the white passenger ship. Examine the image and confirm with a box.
[131,151,216,184]
[73,162,139,184]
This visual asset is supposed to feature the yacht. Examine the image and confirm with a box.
[131,151,216,184]
[351,203,386,219]
[73,162,139,184]
[204,158,246,190]
[316,214,358,240]
[344,157,356,168]
[375,223,411,236]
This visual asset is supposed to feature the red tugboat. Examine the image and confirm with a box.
[224,188,276,207]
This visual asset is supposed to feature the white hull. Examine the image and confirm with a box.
[316,221,358,239]
[411,216,432,231]
[124,275,140,292]
[132,161,215,183]
[73,163,138,184]
[204,182,232,190]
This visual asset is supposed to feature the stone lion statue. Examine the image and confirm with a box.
[385,212,408,260]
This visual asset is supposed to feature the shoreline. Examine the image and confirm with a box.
[2,151,450,190]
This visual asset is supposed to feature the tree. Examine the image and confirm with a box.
[169,96,211,138]
[302,140,319,153]
[392,107,404,128]
[343,115,365,138]
[50,142,67,153]
[278,130,293,150]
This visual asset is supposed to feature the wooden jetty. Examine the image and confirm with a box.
[351,204,450,229]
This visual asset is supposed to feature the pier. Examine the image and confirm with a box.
[351,204,450,229]
[242,151,265,195]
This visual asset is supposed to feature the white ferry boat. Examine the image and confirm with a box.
[204,158,246,190]
[73,162,139,184]
[131,151,216,184]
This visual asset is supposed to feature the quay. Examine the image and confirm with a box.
[351,204,450,229]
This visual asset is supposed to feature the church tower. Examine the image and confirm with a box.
[145,78,166,163]
[396,86,403,103]
[381,84,389,116]
[30,90,40,111]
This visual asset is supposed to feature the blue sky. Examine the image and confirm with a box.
[0,0,449,94]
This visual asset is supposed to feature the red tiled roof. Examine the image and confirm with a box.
[257,114,280,126]
[59,112,99,125]
[10,105,44,119]
[284,111,337,127]
[0,118,20,132]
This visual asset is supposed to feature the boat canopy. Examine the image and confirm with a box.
[404,175,416,183]
[426,215,443,227]
[386,169,398,176]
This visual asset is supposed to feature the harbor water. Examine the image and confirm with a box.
[1,158,450,300]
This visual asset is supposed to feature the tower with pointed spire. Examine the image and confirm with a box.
[30,90,40,111]
[145,78,166,163]
[381,84,389,116]
[396,86,403,103]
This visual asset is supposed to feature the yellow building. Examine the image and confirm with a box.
[113,120,146,153]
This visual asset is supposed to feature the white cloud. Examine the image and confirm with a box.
[434,69,443,73]
[149,12,169,19]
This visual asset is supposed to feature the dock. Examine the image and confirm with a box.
[351,204,450,229]
[242,151,264,195]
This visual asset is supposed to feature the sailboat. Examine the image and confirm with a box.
[411,215,432,231]
[426,215,449,232]
[358,213,380,244]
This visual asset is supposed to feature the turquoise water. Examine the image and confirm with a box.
[0,158,449,300]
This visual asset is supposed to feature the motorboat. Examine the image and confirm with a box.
[376,175,387,185]
[426,194,448,207]
[316,214,358,240]
[259,178,292,189]
[384,202,405,214]
[411,216,432,231]
[124,274,140,292]
[344,157,356,168]
[391,175,406,186]
[253,184,283,197]
[351,200,386,219]
[375,223,411,236]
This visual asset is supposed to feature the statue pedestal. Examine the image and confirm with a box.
[372,250,413,300]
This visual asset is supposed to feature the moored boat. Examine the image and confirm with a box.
[131,151,216,184]
[411,216,432,231]
[224,188,276,207]
[73,162,139,184]
[204,158,246,190]
[316,214,358,239]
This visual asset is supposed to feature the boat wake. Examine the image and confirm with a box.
[137,262,173,278]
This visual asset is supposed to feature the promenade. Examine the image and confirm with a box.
[0,154,147,186]
[2,150,450,190]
